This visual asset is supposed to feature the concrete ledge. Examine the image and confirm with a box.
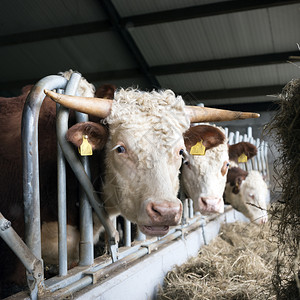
[74,208,248,300]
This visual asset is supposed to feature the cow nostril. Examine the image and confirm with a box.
[151,205,161,216]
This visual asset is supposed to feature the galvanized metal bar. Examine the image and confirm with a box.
[247,126,252,138]
[250,137,258,170]
[224,127,228,138]
[56,106,119,263]
[124,219,131,247]
[74,85,94,267]
[264,142,270,184]
[256,138,262,173]
[0,212,43,295]
[21,75,68,298]
[188,198,194,219]
[57,74,82,277]
[57,112,68,276]
[228,132,234,145]
[56,91,68,277]
[234,131,240,144]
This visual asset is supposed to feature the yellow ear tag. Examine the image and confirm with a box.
[238,153,248,163]
[79,135,93,156]
[190,140,206,156]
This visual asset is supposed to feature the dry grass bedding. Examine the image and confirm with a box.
[158,221,279,300]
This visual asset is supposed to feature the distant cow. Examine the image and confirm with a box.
[181,124,257,215]
[224,167,269,224]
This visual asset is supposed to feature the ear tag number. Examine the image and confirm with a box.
[238,153,247,163]
[190,140,206,156]
[79,135,93,156]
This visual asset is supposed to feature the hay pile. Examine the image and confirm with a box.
[266,79,300,299]
[158,222,278,300]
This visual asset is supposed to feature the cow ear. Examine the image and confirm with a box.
[232,176,243,194]
[228,142,257,163]
[66,122,108,151]
[183,125,225,152]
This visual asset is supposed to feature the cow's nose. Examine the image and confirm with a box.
[146,200,182,225]
[198,196,224,215]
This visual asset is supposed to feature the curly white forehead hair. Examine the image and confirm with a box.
[105,88,190,136]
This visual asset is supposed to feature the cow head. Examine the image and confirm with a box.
[181,125,229,214]
[225,168,269,224]
[45,88,259,236]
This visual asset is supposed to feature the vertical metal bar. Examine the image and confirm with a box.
[234,131,240,144]
[228,132,234,145]
[264,142,270,184]
[224,127,228,138]
[247,127,252,139]
[74,81,94,267]
[124,219,131,247]
[57,101,68,276]
[188,198,194,219]
[256,138,262,173]
[56,104,119,263]
[56,73,82,275]
[22,75,68,298]
[78,157,94,266]
[261,141,267,176]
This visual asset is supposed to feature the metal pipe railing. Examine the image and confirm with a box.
[56,99,119,262]
[21,75,68,299]
[57,73,82,276]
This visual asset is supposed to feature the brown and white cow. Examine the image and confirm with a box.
[224,167,269,224]
[181,124,257,215]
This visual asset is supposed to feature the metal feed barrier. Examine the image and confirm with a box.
[0,73,270,299]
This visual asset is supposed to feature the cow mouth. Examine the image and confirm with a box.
[140,225,170,237]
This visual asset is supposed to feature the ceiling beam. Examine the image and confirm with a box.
[0,49,295,92]
[151,51,300,75]
[1,0,298,46]
[180,85,283,104]
[99,0,160,88]
[122,0,300,27]
[0,21,111,47]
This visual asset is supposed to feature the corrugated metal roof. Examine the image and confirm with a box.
[0,0,299,108]
[0,0,107,35]
[113,0,230,17]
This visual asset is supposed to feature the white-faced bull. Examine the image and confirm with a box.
[181,124,258,215]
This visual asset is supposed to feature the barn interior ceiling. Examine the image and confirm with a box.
[1,0,300,111]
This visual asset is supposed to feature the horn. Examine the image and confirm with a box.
[185,106,260,123]
[44,89,113,118]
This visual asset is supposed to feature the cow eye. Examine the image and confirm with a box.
[179,149,184,156]
[116,146,126,153]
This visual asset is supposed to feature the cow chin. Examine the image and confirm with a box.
[139,225,170,237]
[197,197,224,215]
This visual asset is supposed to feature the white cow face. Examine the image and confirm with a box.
[104,125,186,236]
[69,89,190,237]
[182,125,229,215]
[225,169,269,224]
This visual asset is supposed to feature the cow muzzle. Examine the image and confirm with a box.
[197,196,224,215]
[139,199,183,237]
